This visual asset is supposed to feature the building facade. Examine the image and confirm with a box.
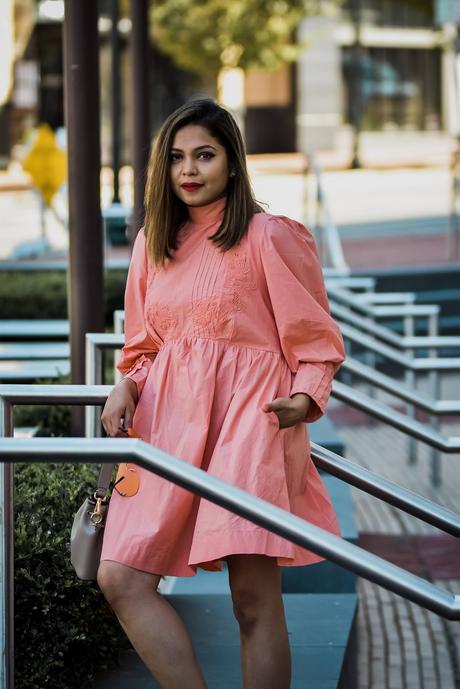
[245,0,455,161]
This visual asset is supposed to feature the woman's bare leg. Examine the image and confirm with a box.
[227,554,291,689]
[97,561,208,689]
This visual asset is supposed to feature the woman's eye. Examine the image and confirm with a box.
[170,153,182,162]
[198,151,214,160]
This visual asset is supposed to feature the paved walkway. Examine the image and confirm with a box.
[2,164,459,270]
[329,387,460,689]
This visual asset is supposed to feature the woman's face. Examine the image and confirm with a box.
[170,124,231,208]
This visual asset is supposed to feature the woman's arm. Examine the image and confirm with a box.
[102,231,158,436]
[259,215,345,426]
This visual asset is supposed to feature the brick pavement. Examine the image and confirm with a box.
[332,407,460,689]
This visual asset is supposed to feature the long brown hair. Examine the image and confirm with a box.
[144,99,263,266]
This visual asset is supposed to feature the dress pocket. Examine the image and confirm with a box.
[268,409,281,430]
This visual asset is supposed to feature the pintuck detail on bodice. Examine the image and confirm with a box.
[100,197,346,577]
[144,221,259,344]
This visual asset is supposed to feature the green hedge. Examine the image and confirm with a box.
[1,270,131,686]
[14,461,130,689]
[0,270,127,324]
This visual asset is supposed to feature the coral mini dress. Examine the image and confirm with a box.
[100,197,345,576]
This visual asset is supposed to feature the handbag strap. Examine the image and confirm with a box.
[96,463,117,497]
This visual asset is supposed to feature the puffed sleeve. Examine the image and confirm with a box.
[117,230,158,396]
[259,216,345,422]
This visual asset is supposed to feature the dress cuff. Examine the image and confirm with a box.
[290,362,334,423]
[119,354,155,397]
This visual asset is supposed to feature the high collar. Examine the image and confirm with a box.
[187,196,227,227]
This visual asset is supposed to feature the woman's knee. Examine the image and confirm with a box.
[230,584,270,634]
[97,561,129,604]
[97,561,159,607]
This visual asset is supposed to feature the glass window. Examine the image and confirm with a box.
[342,46,441,130]
[342,0,435,29]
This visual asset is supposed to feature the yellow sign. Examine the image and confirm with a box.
[23,124,67,206]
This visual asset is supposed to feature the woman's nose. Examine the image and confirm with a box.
[182,156,198,175]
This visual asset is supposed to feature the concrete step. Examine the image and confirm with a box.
[0,341,70,359]
[0,319,69,339]
[93,593,358,689]
[0,359,70,380]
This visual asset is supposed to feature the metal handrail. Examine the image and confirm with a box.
[325,276,375,292]
[84,334,460,454]
[113,310,124,334]
[114,306,460,353]
[339,323,460,372]
[1,384,459,533]
[328,284,440,323]
[312,161,349,274]
[87,327,460,381]
[354,292,415,305]
[311,442,460,536]
[86,332,460,416]
[331,301,460,352]
[0,434,458,620]
[85,334,123,436]
[113,310,124,384]
[332,380,460,452]
[343,357,460,414]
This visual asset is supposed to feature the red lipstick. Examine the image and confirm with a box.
[181,183,203,192]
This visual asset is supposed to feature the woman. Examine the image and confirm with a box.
[99,99,345,689]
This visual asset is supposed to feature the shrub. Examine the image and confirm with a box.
[0,270,127,325]
[3,268,131,686]
[14,401,72,437]
[14,461,130,689]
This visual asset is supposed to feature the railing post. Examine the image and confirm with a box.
[0,398,14,689]
[404,314,417,465]
[428,312,441,486]
[113,310,124,384]
[85,336,103,438]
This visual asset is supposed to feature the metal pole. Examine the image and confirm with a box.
[428,312,441,486]
[0,399,13,689]
[129,0,150,242]
[85,337,104,438]
[113,309,125,383]
[111,0,121,203]
[2,437,460,620]
[404,315,417,465]
[63,0,105,435]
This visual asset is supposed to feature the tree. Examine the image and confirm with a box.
[149,0,335,79]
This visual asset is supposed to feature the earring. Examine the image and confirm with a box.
[229,170,236,177]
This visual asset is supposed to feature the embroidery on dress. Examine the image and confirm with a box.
[146,302,178,338]
[225,248,257,313]
[191,295,233,338]
[227,250,257,292]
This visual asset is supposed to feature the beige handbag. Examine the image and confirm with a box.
[70,463,116,581]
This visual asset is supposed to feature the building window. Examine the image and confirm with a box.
[342,46,441,131]
[342,0,435,29]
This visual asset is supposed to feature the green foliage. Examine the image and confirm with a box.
[14,401,72,436]
[14,461,129,689]
[0,270,127,323]
[150,0,336,77]
[0,271,67,319]
[0,268,130,686]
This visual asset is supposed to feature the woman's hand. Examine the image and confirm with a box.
[262,393,311,429]
[101,378,139,437]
